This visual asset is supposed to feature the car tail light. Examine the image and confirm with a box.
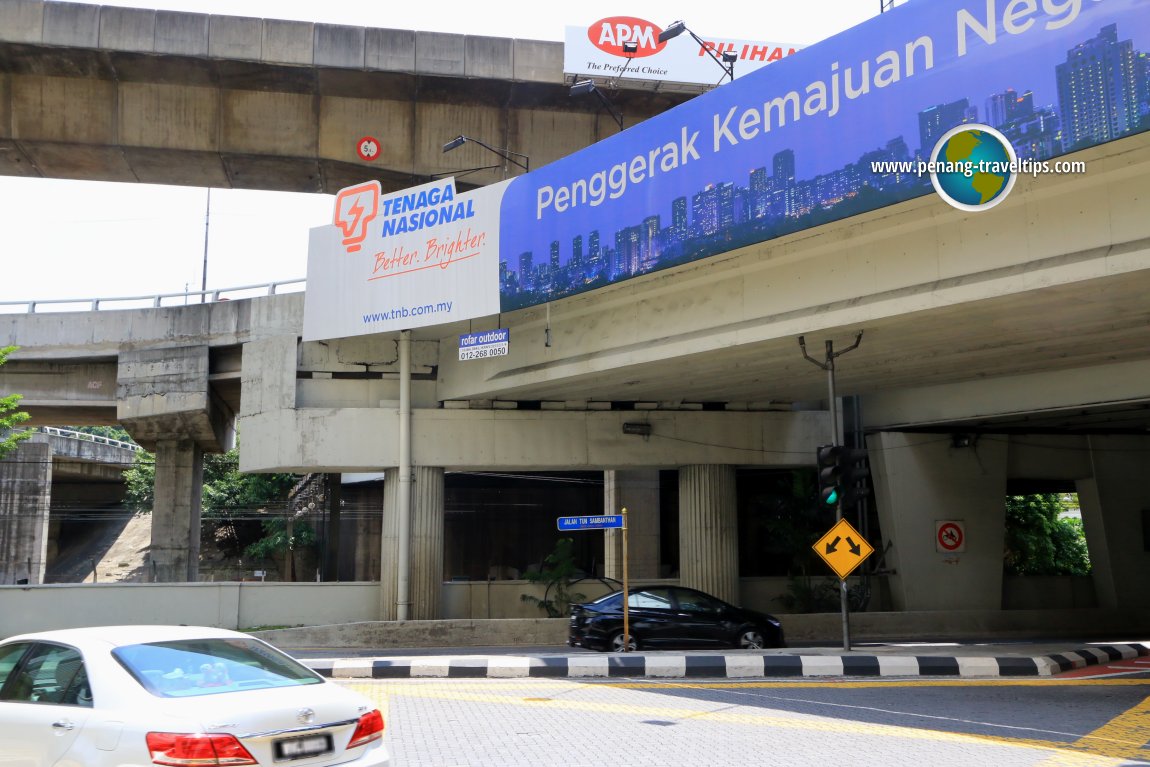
[346,709,385,749]
[146,732,257,766]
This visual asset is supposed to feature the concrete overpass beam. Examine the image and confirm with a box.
[148,439,203,583]
[603,470,661,581]
[117,345,233,453]
[870,432,1008,611]
[1076,436,1150,610]
[0,441,51,585]
[678,465,739,604]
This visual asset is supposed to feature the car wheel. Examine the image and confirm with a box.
[609,631,638,652]
[736,629,766,649]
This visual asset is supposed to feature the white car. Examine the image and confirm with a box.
[0,625,389,767]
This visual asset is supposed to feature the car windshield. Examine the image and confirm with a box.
[112,638,323,698]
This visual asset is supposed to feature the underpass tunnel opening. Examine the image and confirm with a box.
[1003,479,1090,577]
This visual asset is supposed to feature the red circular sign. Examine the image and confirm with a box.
[356,136,380,162]
[937,522,964,551]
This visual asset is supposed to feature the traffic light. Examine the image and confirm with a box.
[817,445,845,506]
[816,445,870,507]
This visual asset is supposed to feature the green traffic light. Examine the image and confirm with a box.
[825,489,838,505]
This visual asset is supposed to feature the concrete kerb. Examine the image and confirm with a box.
[299,641,1150,680]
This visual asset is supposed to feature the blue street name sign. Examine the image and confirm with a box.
[556,515,624,531]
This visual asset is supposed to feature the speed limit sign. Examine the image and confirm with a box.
[356,136,380,161]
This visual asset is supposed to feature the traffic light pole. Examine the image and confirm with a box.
[799,331,863,650]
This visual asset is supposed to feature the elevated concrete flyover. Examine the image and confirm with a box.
[0,428,138,584]
[3,133,1150,608]
[0,1,697,193]
[2,132,1149,619]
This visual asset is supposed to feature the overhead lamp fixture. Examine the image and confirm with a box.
[658,20,736,84]
[622,422,652,437]
[600,40,640,85]
[442,135,530,173]
[569,79,624,131]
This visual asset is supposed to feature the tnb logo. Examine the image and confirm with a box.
[334,181,381,253]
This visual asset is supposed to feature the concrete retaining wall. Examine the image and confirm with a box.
[251,608,1150,648]
[0,577,1131,643]
[0,581,379,637]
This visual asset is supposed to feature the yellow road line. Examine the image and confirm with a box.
[340,679,1148,765]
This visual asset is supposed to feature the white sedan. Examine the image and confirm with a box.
[0,625,389,767]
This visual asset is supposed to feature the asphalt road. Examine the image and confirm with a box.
[338,673,1150,766]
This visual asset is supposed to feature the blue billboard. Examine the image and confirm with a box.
[498,0,1150,311]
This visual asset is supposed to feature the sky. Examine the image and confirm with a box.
[0,0,881,306]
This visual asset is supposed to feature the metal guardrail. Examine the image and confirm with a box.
[35,426,142,452]
[0,279,306,314]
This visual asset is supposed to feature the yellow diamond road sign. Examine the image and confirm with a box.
[813,518,874,580]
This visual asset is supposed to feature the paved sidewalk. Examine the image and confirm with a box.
[294,639,1150,680]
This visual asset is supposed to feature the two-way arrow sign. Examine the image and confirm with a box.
[824,535,864,556]
[813,519,874,580]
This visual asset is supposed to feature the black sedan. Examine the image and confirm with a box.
[568,585,785,652]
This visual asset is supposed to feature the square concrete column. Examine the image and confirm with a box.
[1076,435,1150,609]
[380,466,445,620]
[0,441,52,584]
[678,465,739,604]
[409,466,444,620]
[379,467,400,621]
[149,439,203,582]
[869,432,1008,611]
[603,470,661,581]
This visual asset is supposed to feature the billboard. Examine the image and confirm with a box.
[563,16,802,86]
[502,0,1150,311]
[307,0,1149,341]
[304,178,505,341]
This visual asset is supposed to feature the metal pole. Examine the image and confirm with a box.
[621,507,630,652]
[201,189,211,303]
[799,332,863,652]
[396,330,413,620]
[825,343,850,652]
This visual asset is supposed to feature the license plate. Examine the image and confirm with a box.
[274,733,333,761]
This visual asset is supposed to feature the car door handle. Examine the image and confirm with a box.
[52,719,75,732]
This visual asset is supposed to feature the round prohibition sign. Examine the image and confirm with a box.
[356,136,381,161]
[937,522,964,552]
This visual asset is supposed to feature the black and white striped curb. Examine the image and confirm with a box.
[305,642,1149,680]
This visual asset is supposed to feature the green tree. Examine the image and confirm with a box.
[0,346,31,459]
[1003,493,1091,575]
[520,538,587,618]
[124,445,305,564]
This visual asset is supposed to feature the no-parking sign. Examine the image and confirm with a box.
[936,520,965,553]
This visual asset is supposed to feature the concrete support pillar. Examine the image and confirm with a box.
[0,441,51,585]
[604,470,661,581]
[380,466,444,620]
[678,465,739,604]
[1076,435,1150,609]
[148,439,203,583]
[380,468,400,621]
[869,432,1008,611]
[409,466,444,620]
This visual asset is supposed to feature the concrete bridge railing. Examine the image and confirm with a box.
[0,279,306,315]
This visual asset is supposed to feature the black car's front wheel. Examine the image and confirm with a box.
[736,628,767,649]
[609,631,638,652]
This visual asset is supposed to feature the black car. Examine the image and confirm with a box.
[568,585,785,652]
